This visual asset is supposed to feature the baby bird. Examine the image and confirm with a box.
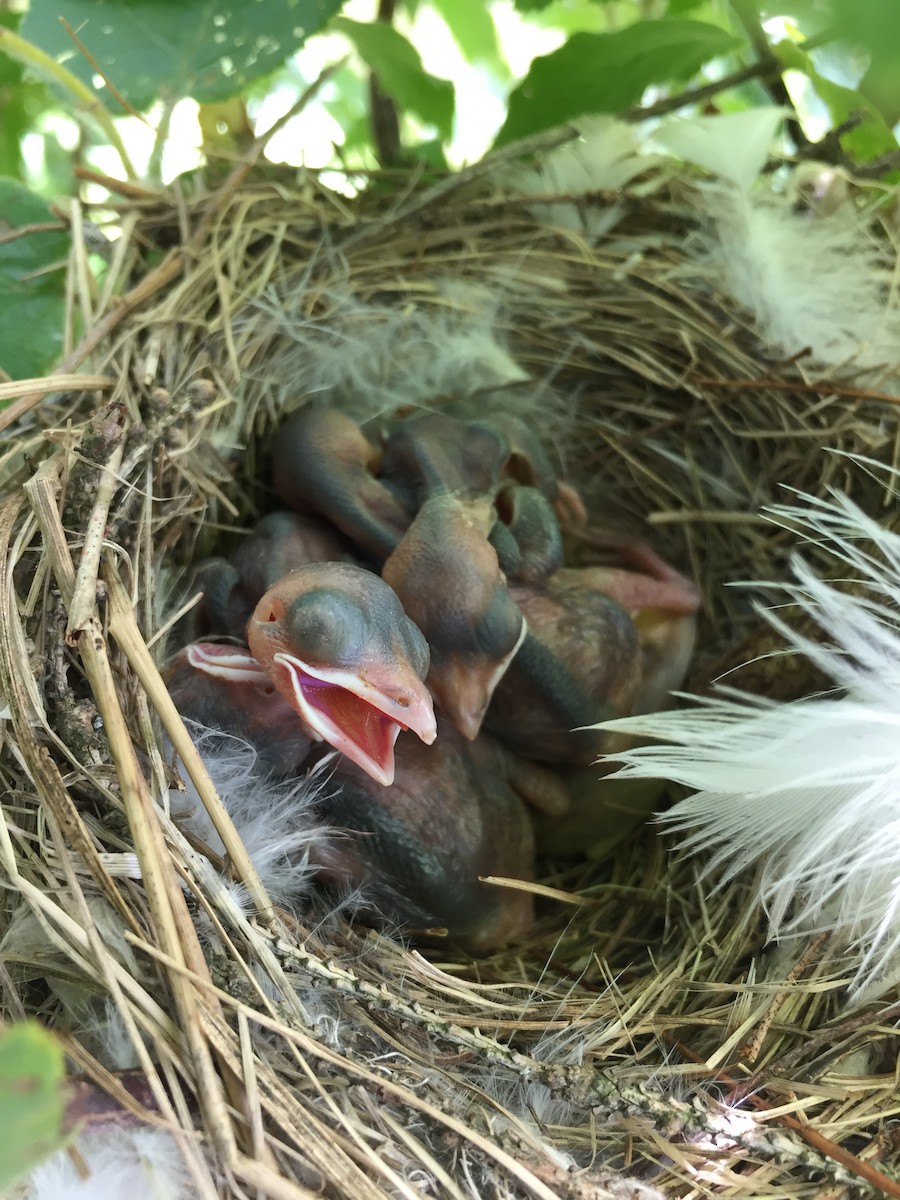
[382,493,526,740]
[247,562,437,785]
[310,721,538,953]
[193,510,352,640]
[271,407,413,559]
[164,642,313,775]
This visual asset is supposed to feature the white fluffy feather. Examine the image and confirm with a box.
[25,1129,192,1200]
[509,115,663,239]
[680,183,900,379]
[599,461,900,999]
[510,108,900,381]
[177,723,334,908]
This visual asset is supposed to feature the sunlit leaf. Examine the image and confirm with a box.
[520,0,605,33]
[20,0,343,108]
[0,179,70,383]
[775,39,898,162]
[0,1022,69,1190]
[495,21,741,148]
[429,0,504,70]
[333,18,455,140]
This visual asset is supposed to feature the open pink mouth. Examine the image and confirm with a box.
[274,654,424,786]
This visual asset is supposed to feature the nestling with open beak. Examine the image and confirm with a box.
[247,561,437,785]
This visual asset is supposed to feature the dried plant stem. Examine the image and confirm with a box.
[272,937,886,1194]
[105,568,277,924]
[23,463,238,1164]
[66,436,125,642]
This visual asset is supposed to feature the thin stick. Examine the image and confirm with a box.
[23,464,238,1165]
[66,438,125,642]
[59,16,147,122]
[105,567,277,925]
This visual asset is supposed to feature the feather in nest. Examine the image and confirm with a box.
[597,456,900,1000]
[509,107,900,381]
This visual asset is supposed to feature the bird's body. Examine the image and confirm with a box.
[166,400,699,953]
[311,721,536,953]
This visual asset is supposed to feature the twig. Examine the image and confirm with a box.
[667,1036,900,1199]
[729,0,808,153]
[369,0,402,168]
[625,60,783,123]
[105,566,278,926]
[23,462,239,1165]
[66,425,125,643]
[59,16,146,122]
[342,124,580,249]
[255,58,348,161]
[0,26,136,179]
[854,148,900,180]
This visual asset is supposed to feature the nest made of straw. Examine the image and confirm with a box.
[2,156,900,1200]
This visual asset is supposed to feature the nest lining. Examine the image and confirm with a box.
[2,160,900,1199]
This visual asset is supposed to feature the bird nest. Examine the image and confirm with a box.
[3,151,900,1200]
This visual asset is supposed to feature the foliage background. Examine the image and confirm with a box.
[0,0,898,379]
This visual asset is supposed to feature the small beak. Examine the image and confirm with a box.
[432,619,527,740]
[273,652,436,786]
[185,642,271,683]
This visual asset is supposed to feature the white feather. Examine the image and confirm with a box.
[25,1129,192,1200]
[509,107,900,379]
[679,183,900,379]
[652,108,787,192]
[509,115,663,238]
[599,463,900,999]
[177,724,334,907]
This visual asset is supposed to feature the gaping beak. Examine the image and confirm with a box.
[271,653,437,786]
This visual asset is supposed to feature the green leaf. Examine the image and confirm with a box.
[494,21,741,148]
[332,18,455,140]
[667,0,709,13]
[519,0,605,33]
[0,179,70,383]
[775,39,898,162]
[20,0,343,109]
[0,13,27,180]
[828,0,900,54]
[428,0,504,70]
[0,1022,69,1190]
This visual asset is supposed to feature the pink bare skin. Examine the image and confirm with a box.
[164,642,313,774]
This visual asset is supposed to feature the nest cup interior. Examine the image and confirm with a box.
[3,168,900,1199]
